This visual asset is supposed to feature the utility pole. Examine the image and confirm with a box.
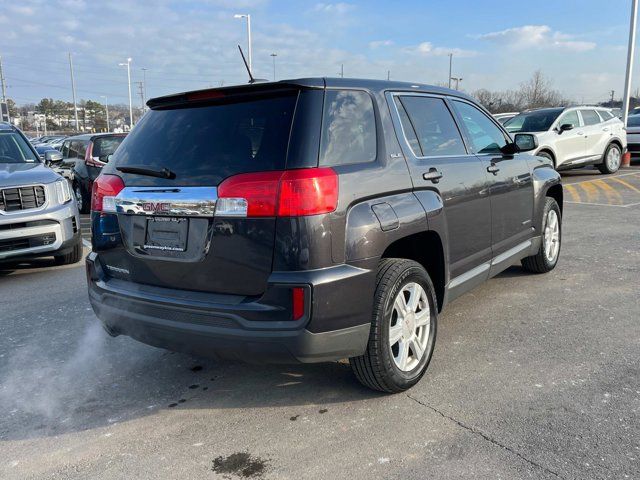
[387,70,390,81]
[340,64,344,78]
[136,81,145,113]
[68,53,79,132]
[448,53,453,89]
[622,0,638,127]
[0,55,8,123]
[610,90,615,105]
[270,53,277,81]
[141,68,147,111]
[101,95,109,132]
[119,58,133,129]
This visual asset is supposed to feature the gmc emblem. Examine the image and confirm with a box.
[142,202,170,213]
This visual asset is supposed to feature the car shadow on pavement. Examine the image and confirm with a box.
[0,322,382,442]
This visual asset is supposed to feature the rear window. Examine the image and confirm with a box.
[111,91,298,185]
[319,90,376,166]
[93,136,125,161]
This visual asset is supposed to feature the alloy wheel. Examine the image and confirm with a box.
[389,282,431,372]
[543,209,560,263]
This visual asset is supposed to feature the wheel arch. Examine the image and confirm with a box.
[380,231,446,312]
[536,147,557,167]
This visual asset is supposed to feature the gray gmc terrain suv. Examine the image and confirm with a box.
[87,79,563,392]
[0,122,81,265]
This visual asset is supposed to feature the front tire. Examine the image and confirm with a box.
[54,239,83,265]
[598,143,622,174]
[350,259,437,393]
[521,197,561,273]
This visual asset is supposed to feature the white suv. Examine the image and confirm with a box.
[504,106,626,174]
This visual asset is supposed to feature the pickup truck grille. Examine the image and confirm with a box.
[0,185,46,212]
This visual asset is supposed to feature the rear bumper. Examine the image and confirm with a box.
[86,253,374,363]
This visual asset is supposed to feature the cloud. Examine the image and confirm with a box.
[8,5,35,15]
[405,42,478,57]
[477,25,595,52]
[369,40,394,49]
[314,3,355,14]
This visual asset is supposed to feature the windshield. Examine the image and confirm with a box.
[93,136,125,161]
[111,91,298,186]
[0,131,39,163]
[504,109,563,133]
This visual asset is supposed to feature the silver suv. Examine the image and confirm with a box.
[504,106,626,174]
[0,122,81,265]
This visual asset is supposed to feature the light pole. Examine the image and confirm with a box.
[451,77,462,90]
[448,53,453,89]
[68,52,79,132]
[622,0,638,127]
[270,53,277,81]
[100,95,109,132]
[119,57,133,129]
[234,14,252,74]
[141,68,147,111]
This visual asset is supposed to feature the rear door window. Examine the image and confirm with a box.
[580,110,601,126]
[111,91,298,186]
[395,96,466,157]
[319,90,376,166]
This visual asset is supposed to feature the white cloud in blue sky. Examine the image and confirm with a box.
[0,0,632,105]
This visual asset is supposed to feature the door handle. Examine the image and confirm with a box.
[423,168,443,183]
[577,131,584,135]
[487,164,500,175]
[603,127,609,132]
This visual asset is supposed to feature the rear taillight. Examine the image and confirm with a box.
[91,174,125,212]
[292,287,305,321]
[216,168,338,218]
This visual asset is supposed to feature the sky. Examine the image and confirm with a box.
[0,0,637,106]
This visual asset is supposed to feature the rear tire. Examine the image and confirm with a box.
[74,181,90,214]
[521,197,561,273]
[598,143,621,174]
[350,259,437,393]
[54,240,83,265]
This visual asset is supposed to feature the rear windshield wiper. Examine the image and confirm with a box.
[116,165,176,179]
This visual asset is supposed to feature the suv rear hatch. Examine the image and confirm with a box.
[92,85,323,297]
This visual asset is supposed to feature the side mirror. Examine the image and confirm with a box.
[44,150,63,165]
[514,133,538,152]
[558,123,574,133]
[500,142,520,156]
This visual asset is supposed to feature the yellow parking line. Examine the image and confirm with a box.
[564,184,582,202]
[579,181,600,203]
[593,179,624,205]
[609,176,640,195]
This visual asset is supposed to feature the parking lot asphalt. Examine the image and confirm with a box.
[1,166,639,480]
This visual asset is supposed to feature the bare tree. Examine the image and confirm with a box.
[474,71,570,113]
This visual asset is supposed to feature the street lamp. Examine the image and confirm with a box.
[270,53,277,81]
[234,14,252,74]
[451,76,463,90]
[100,95,110,132]
[118,57,133,129]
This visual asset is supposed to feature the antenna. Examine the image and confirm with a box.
[238,45,255,83]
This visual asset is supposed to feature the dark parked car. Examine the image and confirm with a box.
[87,78,563,392]
[625,114,640,160]
[60,133,126,213]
